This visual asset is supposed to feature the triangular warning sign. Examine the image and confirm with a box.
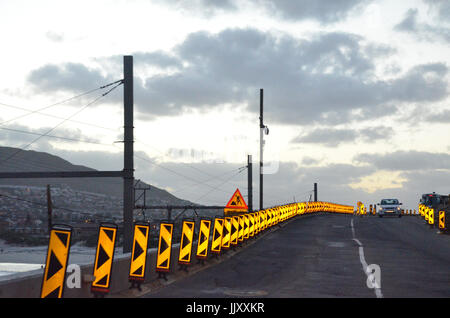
[225,188,248,211]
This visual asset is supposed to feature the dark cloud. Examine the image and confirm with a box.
[138,28,443,125]
[26,28,449,126]
[159,0,372,24]
[359,126,394,142]
[256,0,372,23]
[292,126,394,147]
[394,8,419,33]
[110,51,182,70]
[301,156,321,166]
[425,110,450,123]
[155,0,237,16]
[394,7,450,42]
[354,151,450,171]
[27,63,114,94]
[423,0,450,21]
[292,128,358,147]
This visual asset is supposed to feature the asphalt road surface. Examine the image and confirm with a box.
[142,213,450,298]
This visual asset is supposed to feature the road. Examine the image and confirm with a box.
[142,213,450,298]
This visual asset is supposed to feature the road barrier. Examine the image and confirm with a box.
[249,213,255,237]
[155,221,174,277]
[238,215,244,242]
[243,214,250,240]
[91,223,117,296]
[418,203,449,233]
[196,218,211,261]
[230,216,239,247]
[5,200,356,298]
[211,217,224,255]
[439,211,445,230]
[178,219,195,268]
[40,224,72,298]
[128,222,150,284]
[429,208,435,225]
[221,217,231,250]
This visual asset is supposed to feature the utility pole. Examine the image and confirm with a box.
[46,184,52,234]
[259,89,269,210]
[123,55,134,253]
[314,183,318,202]
[259,89,264,211]
[0,56,133,254]
[167,207,172,222]
[247,155,253,213]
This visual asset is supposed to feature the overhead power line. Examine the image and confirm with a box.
[133,151,244,198]
[194,169,244,202]
[0,79,122,127]
[0,81,123,166]
[0,101,120,132]
[0,126,114,146]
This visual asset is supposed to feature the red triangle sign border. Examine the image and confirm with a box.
[225,188,248,210]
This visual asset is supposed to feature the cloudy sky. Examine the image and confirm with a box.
[1,0,450,210]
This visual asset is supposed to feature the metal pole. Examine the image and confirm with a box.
[314,183,317,202]
[248,155,253,213]
[123,55,134,253]
[46,184,52,234]
[259,89,263,210]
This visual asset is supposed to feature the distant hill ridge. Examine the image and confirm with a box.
[0,146,194,206]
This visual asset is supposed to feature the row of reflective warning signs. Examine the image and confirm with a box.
[40,223,119,298]
[418,204,448,230]
[40,201,353,298]
[357,203,421,216]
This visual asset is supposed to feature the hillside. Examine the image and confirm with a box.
[0,146,194,207]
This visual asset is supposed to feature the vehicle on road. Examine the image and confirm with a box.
[420,192,449,227]
[377,199,402,218]
[420,192,449,210]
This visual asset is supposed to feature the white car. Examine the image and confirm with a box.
[377,199,402,218]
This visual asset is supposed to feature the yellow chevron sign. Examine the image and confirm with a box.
[40,225,72,298]
[271,209,276,225]
[91,224,117,294]
[438,211,445,229]
[230,216,239,246]
[428,208,434,225]
[196,218,211,260]
[178,220,195,265]
[254,212,260,234]
[243,214,250,240]
[268,210,273,227]
[260,211,266,231]
[238,215,244,242]
[249,213,255,237]
[156,222,174,272]
[129,222,150,281]
[222,217,232,250]
[211,217,224,254]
